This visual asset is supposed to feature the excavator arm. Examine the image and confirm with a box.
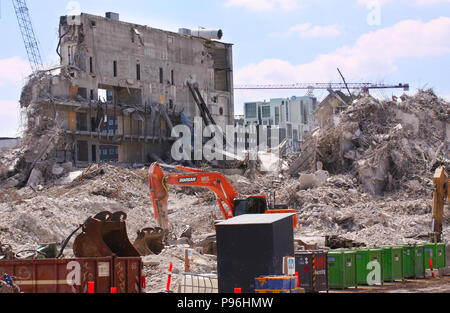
[149,162,239,230]
[430,166,449,243]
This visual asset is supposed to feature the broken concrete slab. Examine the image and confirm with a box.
[298,173,317,190]
[52,164,64,176]
[298,170,329,190]
[55,170,83,185]
[26,168,43,187]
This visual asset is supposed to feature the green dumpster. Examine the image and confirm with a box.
[355,248,384,285]
[424,243,437,270]
[370,248,384,285]
[436,243,447,269]
[328,250,357,290]
[414,244,426,278]
[402,245,415,279]
[425,243,447,269]
[355,248,369,285]
[382,246,403,282]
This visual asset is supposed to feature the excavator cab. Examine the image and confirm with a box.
[233,196,268,216]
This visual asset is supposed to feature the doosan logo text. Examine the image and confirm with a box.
[178,177,197,184]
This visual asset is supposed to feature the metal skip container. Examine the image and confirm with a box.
[355,248,384,286]
[0,257,143,293]
[294,250,328,293]
[425,243,437,270]
[112,257,144,293]
[328,250,357,290]
[402,245,415,279]
[401,244,426,279]
[424,243,447,270]
[436,243,447,269]
[382,246,404,282]
[414,244,426,278]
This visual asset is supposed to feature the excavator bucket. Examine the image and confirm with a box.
[73,211,140,258]
[73,212,113,257]
[133,227,165,256]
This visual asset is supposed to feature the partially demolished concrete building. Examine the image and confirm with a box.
[313,90,352,130]
[22,12,234,166]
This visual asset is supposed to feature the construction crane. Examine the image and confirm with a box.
[234,82,410,94]
[12,0,43,73]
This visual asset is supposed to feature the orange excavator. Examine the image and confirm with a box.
[148,162,297,231]
[65,163,296,259]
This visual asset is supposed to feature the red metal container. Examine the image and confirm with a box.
[0,257,143,294]
[113,257,143,294]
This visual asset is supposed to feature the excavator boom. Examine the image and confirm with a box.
[149,163,238,230]
[148,162,296,230]
[66,163,296,259]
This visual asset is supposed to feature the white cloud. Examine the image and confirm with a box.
[224,0,303,12]
[225,0,450,12]
[0,57,31,87]
[234,17,450,103]
[0,57,29,137]
[288,23,342,38]
[357,0,450,6]
[0,100,22,137]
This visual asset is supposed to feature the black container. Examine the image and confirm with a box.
[216,213,295,293]
[295,250,329,293]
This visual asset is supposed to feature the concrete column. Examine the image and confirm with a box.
[88,142,92,163]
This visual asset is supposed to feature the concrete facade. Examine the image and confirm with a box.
[314,91,351,130]
[37,12,234,165]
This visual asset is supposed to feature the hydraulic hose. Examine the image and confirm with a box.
[56,217,90,259]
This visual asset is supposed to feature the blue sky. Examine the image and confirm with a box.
[1,0,450,137]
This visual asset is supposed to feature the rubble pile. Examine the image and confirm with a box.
[289,89,449,195]
[0,73,69,189]
[0,89,449,293]
[0,163,226,292]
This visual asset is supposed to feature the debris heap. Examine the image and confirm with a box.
[0,89,449,293]
[288,89,449,196]
[0,72,69,189]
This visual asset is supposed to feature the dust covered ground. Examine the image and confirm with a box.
[0,162,448,293]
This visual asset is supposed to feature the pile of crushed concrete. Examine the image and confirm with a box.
[0,161,448,292]
[288,89,449,195]
[277,89,449,246]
